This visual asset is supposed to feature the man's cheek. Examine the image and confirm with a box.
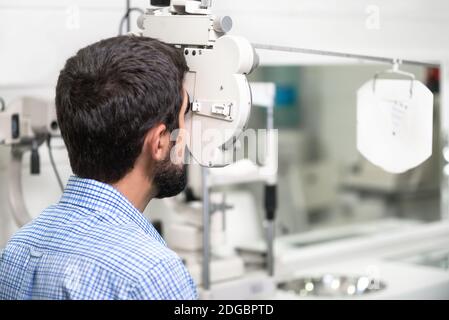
[170,128,188,165]
[170,140,184,165]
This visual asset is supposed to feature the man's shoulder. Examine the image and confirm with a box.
[2,197,198,299]
[91,225,197,299]
[100,222,179,272]
[68,217,180,282]
[7,204,178,283]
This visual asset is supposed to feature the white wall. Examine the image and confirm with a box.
[214,0,449,65]
[0,0,149,87]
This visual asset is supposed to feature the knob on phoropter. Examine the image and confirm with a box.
[150,0,171,6]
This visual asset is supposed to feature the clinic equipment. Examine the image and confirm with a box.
[0,97,59,226]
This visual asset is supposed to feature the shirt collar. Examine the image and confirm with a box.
[59,175,166,246]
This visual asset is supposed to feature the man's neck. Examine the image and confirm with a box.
[111,168,155,213]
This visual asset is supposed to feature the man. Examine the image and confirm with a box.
[0,36,198,299]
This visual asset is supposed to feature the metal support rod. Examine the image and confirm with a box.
[266,220,275,276]
[266,98,274,132]
[441,61,449,220]
[252,43,440,68]
[222,193,226,231]
[265,96,276,277]
[201,166,211,290]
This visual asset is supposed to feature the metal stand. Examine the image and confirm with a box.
[265,89,277,277]
[266,219,275,276]
[201,166,211,290]
[8,145,32,227]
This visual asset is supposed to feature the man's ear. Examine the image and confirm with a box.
[144,123,170,162]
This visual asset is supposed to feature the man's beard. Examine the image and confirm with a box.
[153,147,187,199]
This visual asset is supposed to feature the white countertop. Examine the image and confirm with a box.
[264,221,449,299]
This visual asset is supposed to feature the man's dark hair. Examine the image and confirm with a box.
[56,35,188,183]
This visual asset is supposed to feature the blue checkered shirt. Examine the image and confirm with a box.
[0,175,198,300]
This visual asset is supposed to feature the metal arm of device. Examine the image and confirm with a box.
[252,43,439,68]
[0,97,59,227]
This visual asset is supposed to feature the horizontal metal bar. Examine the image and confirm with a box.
[252,43,440,68]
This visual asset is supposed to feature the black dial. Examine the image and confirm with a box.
[150,0,171,6]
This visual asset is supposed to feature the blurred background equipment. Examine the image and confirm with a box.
[0,97,60,227]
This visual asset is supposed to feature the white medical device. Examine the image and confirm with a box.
[137,0,259,167]
[0,97,58,146]
[0,97,59,226]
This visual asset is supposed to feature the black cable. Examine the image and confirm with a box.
[118,7,144,35]
[46,136,64,192]
[126,0,131,32]
[0,96,5,111]
[264,184,277,221]
[30,139,40,175]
